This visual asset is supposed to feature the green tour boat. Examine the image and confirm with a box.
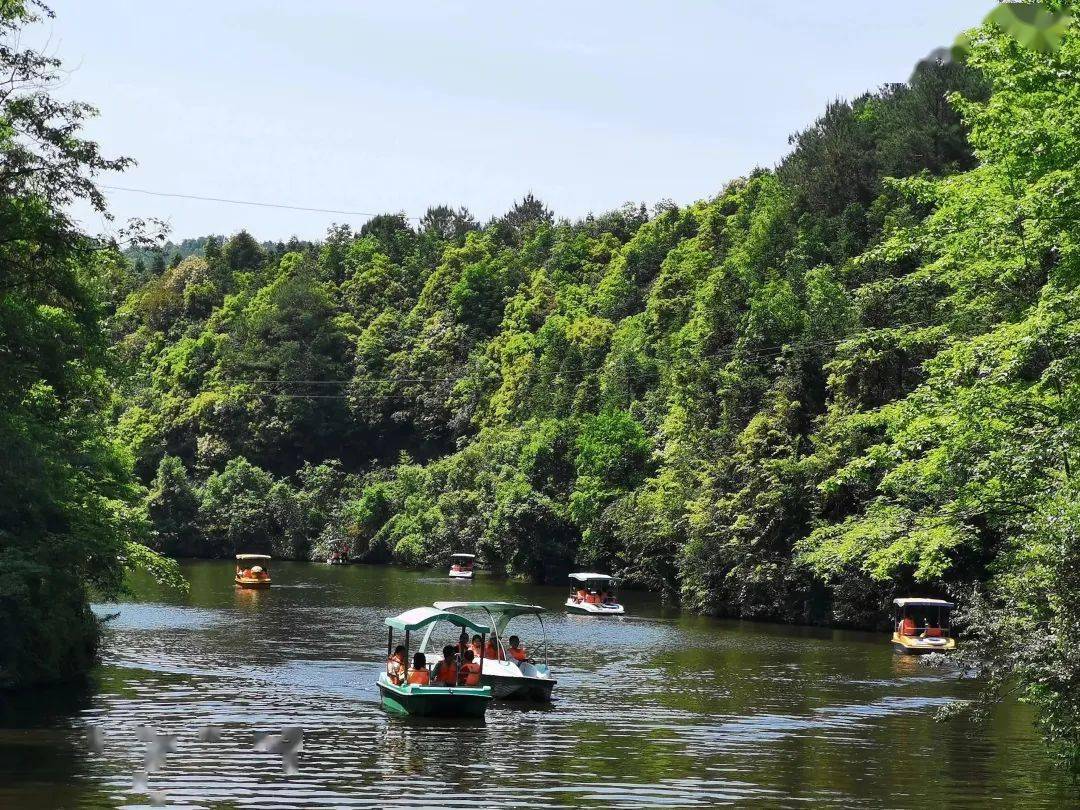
[378,606,493,718]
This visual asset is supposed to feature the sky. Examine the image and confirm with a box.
[45,0,993,242]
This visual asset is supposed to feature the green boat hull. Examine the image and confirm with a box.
[378,678,492,718]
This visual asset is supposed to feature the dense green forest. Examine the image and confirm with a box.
[2,0,1078,764]
[0,0,179,690]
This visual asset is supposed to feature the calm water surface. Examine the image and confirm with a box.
[1,561,1077,808]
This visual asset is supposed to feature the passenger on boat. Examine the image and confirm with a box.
[433,645,458,686]
[922,621,943,638]
[387,645,407,685]
[469,634,483,659]
[484,637,504,660]
[457,628,470,658]
[507,635,528,663]
[458,650,481,686]
[899,615,917,636]
[407,652,430,685]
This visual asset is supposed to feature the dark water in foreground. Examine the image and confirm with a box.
[1,562,1076,809]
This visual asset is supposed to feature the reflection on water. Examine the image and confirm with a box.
[1,561,1077,808]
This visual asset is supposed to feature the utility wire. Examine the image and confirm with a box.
[101,184,422,220]
[208,319,941,398]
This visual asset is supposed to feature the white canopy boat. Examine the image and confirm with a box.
[432,601,557,701]
[448,553,476,579]
[565,573,624,615]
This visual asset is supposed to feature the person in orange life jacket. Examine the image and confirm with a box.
[433,645,458,686]
[407,652,430,685]
[468,634,483,659]
[387,644,407,685]
[456,628,469,659]
[458,649,481,686]
[899,615,917,636]
[922,620,943,638]
[507,635,528,663]
[484,637,504,660]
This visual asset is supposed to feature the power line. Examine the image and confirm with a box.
[100,184,422,220]
[205,319,941,398]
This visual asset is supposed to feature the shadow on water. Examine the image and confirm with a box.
[0,682,113,808]
[0,560,1076,808]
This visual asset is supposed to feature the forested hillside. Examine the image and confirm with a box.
[117,22,1078,626]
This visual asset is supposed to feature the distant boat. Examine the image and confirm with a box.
[448,552,476,579]
[891,597,956,654]
[565,573,624,615]
[377,606,493,718]
[235,553,272,588]
[326,551,349,565]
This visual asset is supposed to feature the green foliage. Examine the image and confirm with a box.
[0,0,181,689]
[197,457,276,555]
[954,3,1074,61]
[146,455,199,555]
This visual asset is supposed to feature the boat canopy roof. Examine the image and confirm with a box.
[433,601,546,619]
[236,553,271,561]
[893,597,954,608]
[385,606,490,634]
[450,553,476,560]
[569,572,615,583]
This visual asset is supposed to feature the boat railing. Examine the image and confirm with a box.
[896,622,952,636]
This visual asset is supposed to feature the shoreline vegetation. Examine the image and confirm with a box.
[2,0,1078,769]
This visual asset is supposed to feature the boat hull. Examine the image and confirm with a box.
[565,599,624,616]
[891,633,955,655]
[448,570,474,579]
[482,672,556,702]
[378,678,491,718]
[235,577,271,589]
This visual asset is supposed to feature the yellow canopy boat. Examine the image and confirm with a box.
[235,553,272,588]
[891,597,956,654]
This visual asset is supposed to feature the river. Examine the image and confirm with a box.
[0,561,1076,808]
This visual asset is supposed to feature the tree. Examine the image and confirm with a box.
[198,457,276,555]
[223,229,263,272]
[420,205,478,241]
[0,0,178,689]
[491,193,553,245]
[146,456,199,555]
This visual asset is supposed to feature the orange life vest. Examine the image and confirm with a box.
[387,654,405,685]
[459,661,481,686]
[899,617,916,637]
[509,646,527,662]
[924,626,943,638]
[407,668,430,685]
[433,661,457,686]
[484,642,503,660]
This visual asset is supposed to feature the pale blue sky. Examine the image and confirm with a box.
[47,1,991,241]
